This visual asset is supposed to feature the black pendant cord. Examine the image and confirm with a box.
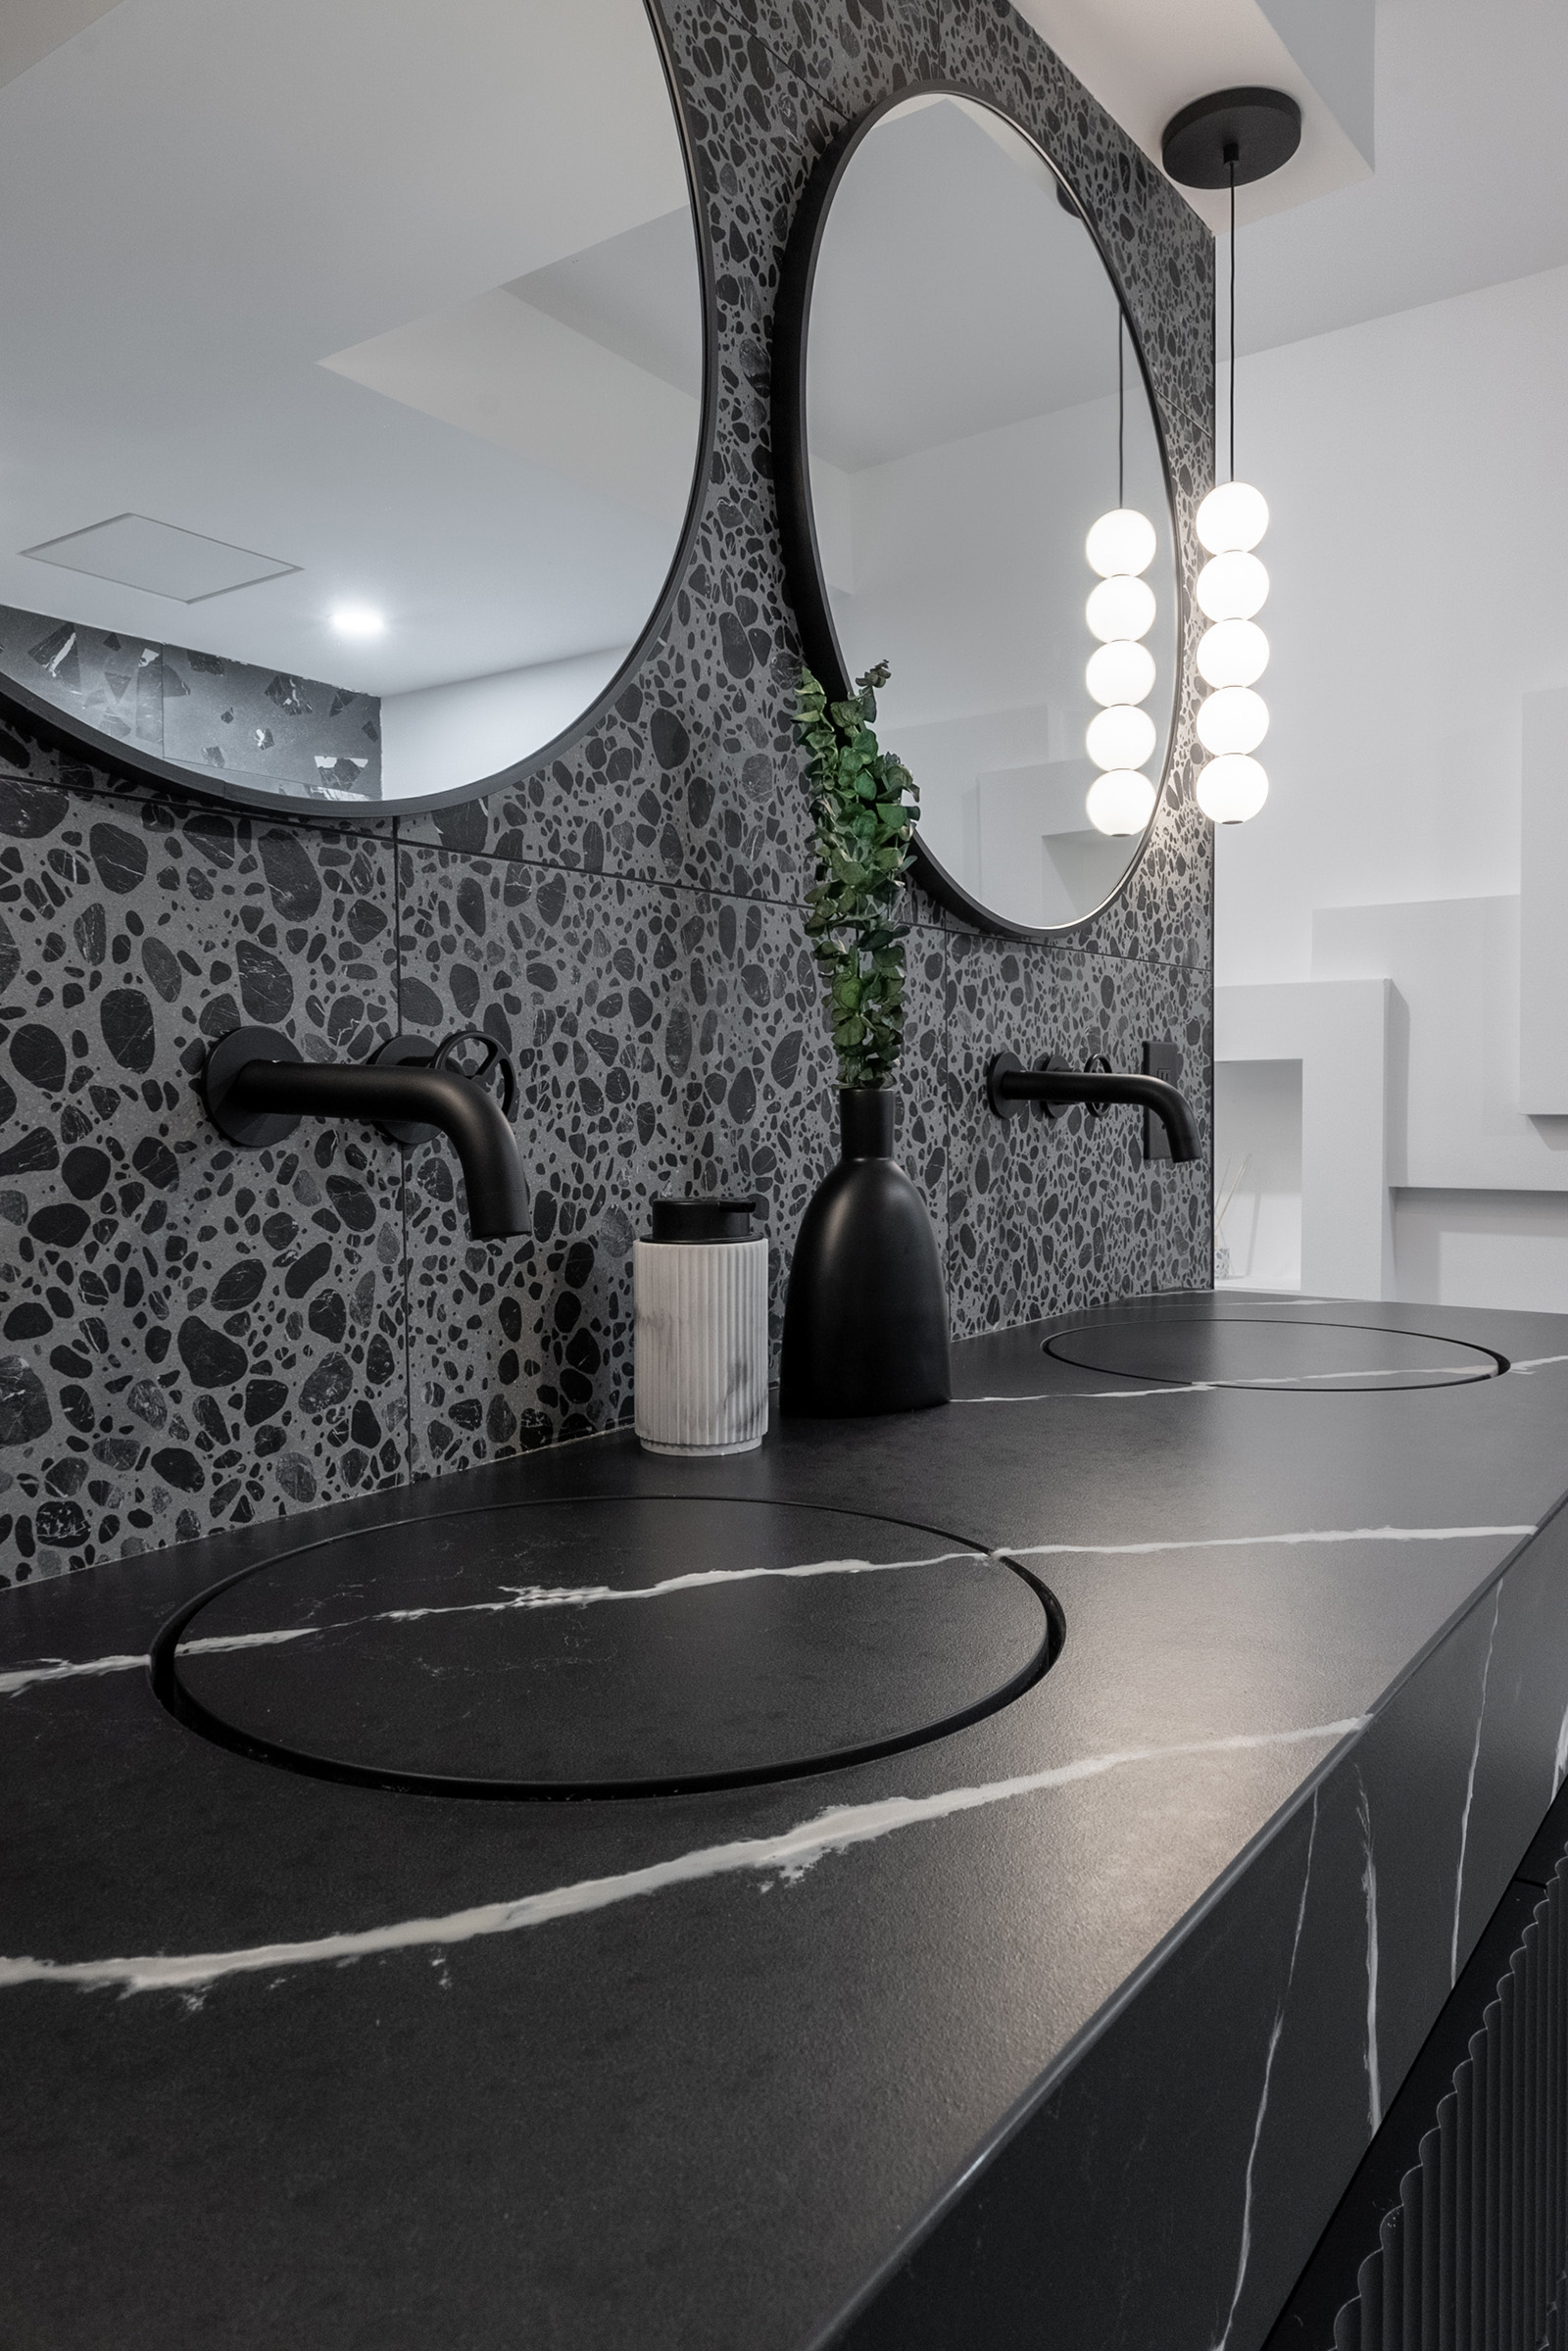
[1117,310,1125,507]
[1228,158,1237,482]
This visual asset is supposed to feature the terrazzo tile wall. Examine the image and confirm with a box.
[0,601,383,800]
[0,0,1213,1585]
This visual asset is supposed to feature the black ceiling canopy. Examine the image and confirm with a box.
[1161,86,1302,188]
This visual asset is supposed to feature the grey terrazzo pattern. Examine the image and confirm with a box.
[395,850,840,1474]
[944,933,1210,1337]
[160,643,380,801]
[0,603,382,802]
[393,848,950,1481]
[0,607,163,759]
[0,779,404,1578]
[0,0,1213,1580]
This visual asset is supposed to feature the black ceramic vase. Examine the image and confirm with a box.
[779,1088,951,1416]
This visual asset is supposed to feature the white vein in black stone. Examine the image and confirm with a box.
[1210,1790,1319,2351]
[1451,1581,1503,1984]
[0,1719,1366,1996]
[0,1527,1536,1696]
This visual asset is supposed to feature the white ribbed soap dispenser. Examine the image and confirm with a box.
[634,1197,768,1456]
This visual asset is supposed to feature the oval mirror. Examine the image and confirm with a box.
[775,91,1180,938]
[0,0,708,813]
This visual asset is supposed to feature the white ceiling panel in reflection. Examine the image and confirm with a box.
[22,514,300,603]
[0,0,706,800]
[807,98,1124,473]
[514,209,706,399]
[321,280,700,532]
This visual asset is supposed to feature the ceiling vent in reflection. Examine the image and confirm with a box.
[21,514,299,604]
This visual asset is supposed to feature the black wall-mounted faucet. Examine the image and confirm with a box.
[986,1050,1200,1163]
[202,1026,530,1239]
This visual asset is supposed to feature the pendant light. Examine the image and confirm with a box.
[1162,87,1301,827]
[1085,313,1157,839]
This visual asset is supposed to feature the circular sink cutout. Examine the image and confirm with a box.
[1044,1315,1504,1392]
[156,1496,1060,1799]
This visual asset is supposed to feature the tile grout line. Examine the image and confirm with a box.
[392,817,415,1494]
[0,760,1208,988]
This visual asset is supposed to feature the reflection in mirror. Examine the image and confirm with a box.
[802,95,1177,933]
[0,0,705,808]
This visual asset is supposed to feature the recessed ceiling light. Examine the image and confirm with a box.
[330,606,384,639]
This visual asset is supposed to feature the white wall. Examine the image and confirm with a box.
[1395,1192,1568,1315]
[1213,262,1568,1309]
[380,643,628,799]
[1519,687,1568,1111]
[1217,262,1568,983]
[1214,1059,1302,1290]
[1216,977,1393,1298]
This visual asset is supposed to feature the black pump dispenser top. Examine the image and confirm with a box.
[648,1197,758,1244]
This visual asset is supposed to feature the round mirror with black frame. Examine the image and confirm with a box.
[0,0,713,819]
[773,86,1183,942]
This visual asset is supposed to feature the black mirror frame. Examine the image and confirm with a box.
[0,0,718,828]
[771,81,1187,945]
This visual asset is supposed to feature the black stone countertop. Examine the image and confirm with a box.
[6,1292,1568,2351]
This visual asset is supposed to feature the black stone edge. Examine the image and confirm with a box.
[767,77,1187,948]
[0,0,721,830]
[1041,1315,1511,1393]
[1261,1787,1568,2349]
[148,1498,1065,1802]
[797,1496,1568,2351]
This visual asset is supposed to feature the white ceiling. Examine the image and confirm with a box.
[517,213,705,401]
[1228,0,1568,357]
[1017,0,1375,231]
[1022,0,1568,355]
[0,0,703,697]
[0,0,122,94]
[807,98,1141,472]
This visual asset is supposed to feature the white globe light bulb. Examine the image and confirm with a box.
[1196,550,1268,622]
[1086,703,1156,772]
[1196,480,1269,555]
[1086,768,1156,837]
[1086,573,1156,643]
[1197,618,1268,690]
[1196,754,1268,824]
[1086,507,1156,579]
[1086,639,1155,709]
[1196,685,1269,758]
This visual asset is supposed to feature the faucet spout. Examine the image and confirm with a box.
[203,1026,530,1239]
[986,1050,1200,1162]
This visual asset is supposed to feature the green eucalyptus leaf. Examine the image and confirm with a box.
[794,655,918,1088]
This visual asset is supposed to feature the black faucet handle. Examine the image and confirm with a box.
[370,1030,517,1149]
[985,1044,1200,1161]
[430,1029,517,1124]
[1081,1053,1113,1120]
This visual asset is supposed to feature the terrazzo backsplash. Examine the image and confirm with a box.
[0,601,382,801]
[0,0,1214,1584]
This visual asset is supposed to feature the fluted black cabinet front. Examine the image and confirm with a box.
[1269,1809,1568,2351]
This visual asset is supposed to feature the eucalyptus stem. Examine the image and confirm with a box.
[795,661,919,1091]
